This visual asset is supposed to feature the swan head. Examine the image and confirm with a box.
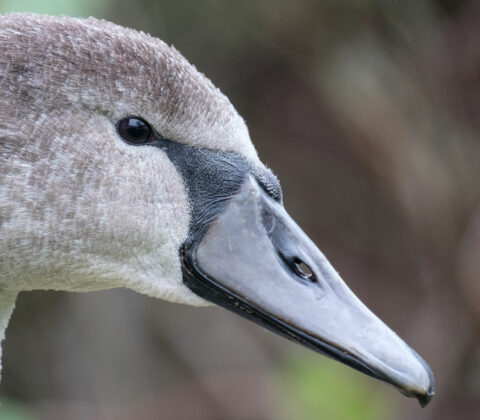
[0,13,434,405]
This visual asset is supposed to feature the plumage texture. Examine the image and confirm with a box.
[0,13,256,158]
[0,13,259,304]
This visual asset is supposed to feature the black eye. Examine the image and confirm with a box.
[116,117,153,144]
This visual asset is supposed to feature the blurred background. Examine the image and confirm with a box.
[1,0,479,419]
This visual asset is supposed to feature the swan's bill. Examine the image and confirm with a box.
[182,175,434,406]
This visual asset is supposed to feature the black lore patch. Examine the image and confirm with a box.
[149,137,280,245]
[163,140,251,243]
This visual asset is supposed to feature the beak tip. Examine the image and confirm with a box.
[417,385,435,407]
[413,349,435,407]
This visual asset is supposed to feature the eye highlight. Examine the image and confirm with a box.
[116,117,153,145]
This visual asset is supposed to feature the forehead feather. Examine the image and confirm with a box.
[0,13,258,161]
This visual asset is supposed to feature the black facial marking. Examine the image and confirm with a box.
[164,146,284,243]
[157,140,283,240]
[161,139,252,243]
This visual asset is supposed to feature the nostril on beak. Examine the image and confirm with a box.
[275,249,317,284]
[292,258,316,283]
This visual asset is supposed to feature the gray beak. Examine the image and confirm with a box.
[182,175,434,406]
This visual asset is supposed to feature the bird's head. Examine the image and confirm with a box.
[0,13,434,405]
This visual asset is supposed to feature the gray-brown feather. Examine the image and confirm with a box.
[0,13,258,303]
[0,13,255,157]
